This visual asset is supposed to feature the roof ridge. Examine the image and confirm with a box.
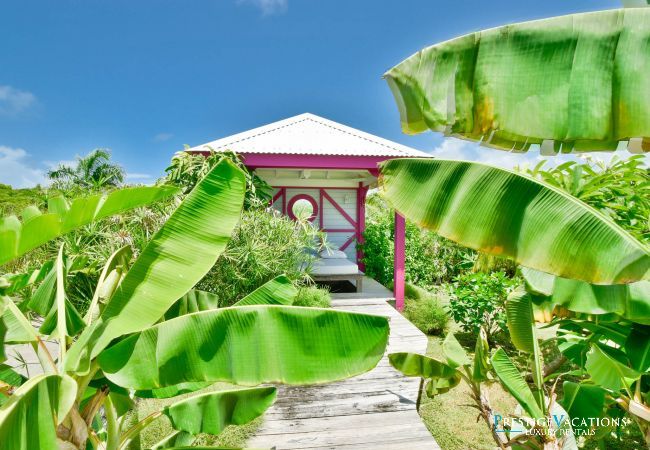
[304,115,409,155]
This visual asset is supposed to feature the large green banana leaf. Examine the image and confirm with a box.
[164,275,296,321]
[560,382,607,434]
[164,289,221,321]
[491,348,544,419]
[0,374,76,450]
[98,305,388,389]
[384,9,650,153]
[585,344,641,392]
[389,352,461,397]
[0,185,178,266]
[233,275,296,307]
[65,160,246,373]
[379,158,649,284]
[506,289,537,354]
[164,387,277,435]
[523,267,650,324]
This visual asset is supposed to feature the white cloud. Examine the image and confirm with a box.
[0,146,47,188]
[237,0,287,15]
[125,172,152,182]
[153,133,174,142]
[0,85,37,116]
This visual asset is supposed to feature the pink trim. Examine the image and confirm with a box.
[274,185,362,190]
[357,184,368,271]
[319,189,324,229]
[321,189,356,228]
[394,212,406,311]
[281,188,287,215]
[241,153,389,171]
[340,234,356,251]
[287,194,319,223]
[323,228,355,233]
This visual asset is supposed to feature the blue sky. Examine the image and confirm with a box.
[0,0,622,187]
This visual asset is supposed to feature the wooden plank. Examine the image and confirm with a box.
[246,298,438,449]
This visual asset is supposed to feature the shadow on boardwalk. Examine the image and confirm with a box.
[247,277,440,449]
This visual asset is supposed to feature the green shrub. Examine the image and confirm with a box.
[402,284,449,335]
[196,209,322,306]
[361,193,475,290]
[293,286,331,308]
[449,271,519,342]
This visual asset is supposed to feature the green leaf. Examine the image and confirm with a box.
[624,324,650,371]
[384,8,650,154]
[164,387,277,435]
[233,275,297,307]
[472,328,490,382]
[442,333,470,368]
[0,186,178,266]
[506,289,536,354]
[378,158,649,284]
[65,160,246,374]
[151,431,195,449]
[559,382,607,434]
[585,344,641,392]
[164,289,221,321]
[491,348,544,419]
[85,245,132,324]
[136,382,213,399]
[0,374,76,449]
[389,352,457,379]
[98,305,388,390]
[1,296,38,344]
[523,267,650,324]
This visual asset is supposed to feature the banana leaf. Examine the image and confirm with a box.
[233,275,297,307]
[384,8,650,154]
[0,185,178,266]
[98,305,389,390]
[389,352,461,395]
[0,374,76,450]
[523,267,650,324]
[378,158,649,284]
[560,382,607,434]
[65,160,246,374]
[491,348,544,419]
[585,344,641,392]
[164,387,277,435]
[506,289,536,354]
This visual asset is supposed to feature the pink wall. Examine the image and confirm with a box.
[394,212,406,311]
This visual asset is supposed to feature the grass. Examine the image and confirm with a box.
[137,383,263,448]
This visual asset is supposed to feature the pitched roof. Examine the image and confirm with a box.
[186,113,430,158]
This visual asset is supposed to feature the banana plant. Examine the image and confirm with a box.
[0,160,390,449]
[384,8,650,154]
[379,157,650,446]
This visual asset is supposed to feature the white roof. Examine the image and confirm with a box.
[187,112,430,158]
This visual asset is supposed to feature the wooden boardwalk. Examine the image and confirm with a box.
[248,279,439,449]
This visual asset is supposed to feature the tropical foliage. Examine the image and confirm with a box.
[449,271,519,343]
[48,149,126,192]
[402,284,448,336]
[0,160,389,449]
[379,157,650,448]
[384,8,650,154]
[361,193,475,290]
[196,208,323,306]
[522,155,650,244]
[165,148,272,208]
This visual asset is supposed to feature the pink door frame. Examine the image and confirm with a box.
[215,152,406,310]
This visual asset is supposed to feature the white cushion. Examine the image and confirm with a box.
[319,249,348,259]
[312,258,359,276]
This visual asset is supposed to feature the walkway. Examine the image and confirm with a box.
[247,277,439,449]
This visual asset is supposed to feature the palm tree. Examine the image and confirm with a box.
[48,149,125,190]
